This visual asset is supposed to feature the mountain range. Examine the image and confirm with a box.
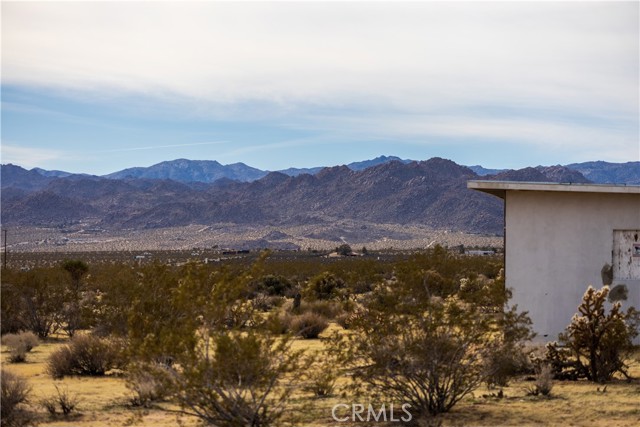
[1,157,638,238]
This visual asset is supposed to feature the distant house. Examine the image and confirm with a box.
[468,180,640,342]
[465,250,495,256]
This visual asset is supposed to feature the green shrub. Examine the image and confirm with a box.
[305,272,346,301]
[255,275,293,297]
[46,334,124,379]
[170,332,308,427]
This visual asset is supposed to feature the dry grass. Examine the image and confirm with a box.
[2,331,639,426]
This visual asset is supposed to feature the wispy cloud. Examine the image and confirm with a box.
[1,1,638,169]
[1,144,64,169]
[3,2,636,116]
[97,141,227,153]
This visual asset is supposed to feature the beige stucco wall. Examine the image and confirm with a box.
[505,190,640,342]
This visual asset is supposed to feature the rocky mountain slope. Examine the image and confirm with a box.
[3,157,633,239]
[2,158,504,233]
[565,161,640,185]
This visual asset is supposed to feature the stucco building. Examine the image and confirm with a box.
[468,180,640,341]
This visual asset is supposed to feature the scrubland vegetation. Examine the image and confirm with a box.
[2,248,639,426]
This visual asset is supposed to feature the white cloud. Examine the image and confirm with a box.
[2,1,638,160]
[97,141,227,153]
[1,144,64,169]
[2,2,637,110]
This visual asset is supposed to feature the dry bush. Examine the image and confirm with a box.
[288,312,329,339]
[46,334,124,379]
[2,332,39,352]
[126,365,170,407]
[484,344,531,388]
[1,370,34,427]
[266,312,293,335]
[335,312,356,330]
[526,364,554,397]
[295,300,343,319]
[40,385,79,417]
[251,294,285,312]
[303,353,340,398]
[2,332,39,364]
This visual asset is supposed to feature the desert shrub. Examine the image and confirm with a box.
[255,275,292,297]
[303,352,340,398]
[484,306,536,387]
[1,370,34,427]
[2,332,39,364]
[40,385,79,416]
[526,364,554,397]
[60,260,89,338]
[2,268,69,338]
[168,332,308,427]
[126,256,310,427]
[484,344,531,388]
[266,312,293,335]
[2,332,40,352]
[289,312,329,339]
[305,272,346,301]
[126,365,170,407]
[296,299,343,319]
[330,273,533,419]
[335,312,356,330]
[8,346,27,363]
[46,334,124,379]
[251,293,284,312]
[546,286,639,383]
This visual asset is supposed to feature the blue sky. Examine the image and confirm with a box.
[2,1,638,175]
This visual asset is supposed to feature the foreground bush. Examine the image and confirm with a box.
[150,331,307,427]
[1,371,34,427]
[47,334,124,379]
[330,273,533,420]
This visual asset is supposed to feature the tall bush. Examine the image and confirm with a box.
[330,273,532,420]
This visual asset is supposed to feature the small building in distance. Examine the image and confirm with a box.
[468,180,640,341]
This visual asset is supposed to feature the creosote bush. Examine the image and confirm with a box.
[329,268,533,420]
[47,334,124,379]
[164,331,308,427]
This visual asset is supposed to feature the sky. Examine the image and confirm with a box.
[1,1,639,175]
